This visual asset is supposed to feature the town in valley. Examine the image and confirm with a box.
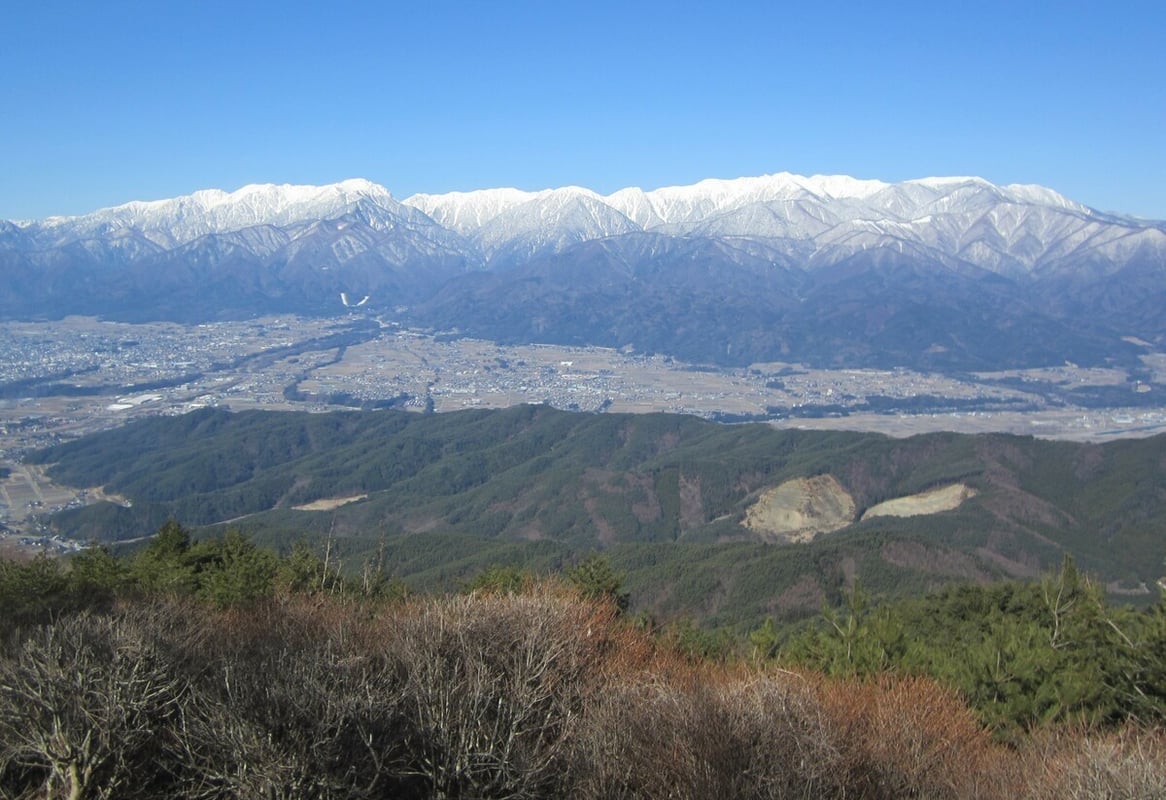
[3,314,1164,551]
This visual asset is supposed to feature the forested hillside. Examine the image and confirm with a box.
[27,405,1166,626]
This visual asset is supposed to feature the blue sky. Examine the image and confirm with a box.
[2,0,1164,220]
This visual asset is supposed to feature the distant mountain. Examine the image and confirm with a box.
[0,179,477,322]
[3,173,1165,369]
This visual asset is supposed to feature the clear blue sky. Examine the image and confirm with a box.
[2,0,1164,220]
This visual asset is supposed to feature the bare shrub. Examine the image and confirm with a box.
[0,610,188,800]
[383,589,618,799]
[1019,725,1166,800]
[569,665,844,799]
[16,589,1142,799]
[814,674,1002,799]
[167,597,412,800]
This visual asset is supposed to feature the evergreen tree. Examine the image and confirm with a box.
[566,554,630,612]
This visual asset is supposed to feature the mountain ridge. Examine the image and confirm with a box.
[7,171,1141,244]
[3,172,1164,370]
[28,405,1166,622]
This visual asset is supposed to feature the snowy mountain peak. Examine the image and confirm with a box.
[333,177,388,195]
[652,172,889,202]
[604,173,891,226]
[11,173,1158,274]
[906,175,989,189]
[892,176,1091,216]
[797,173,890,199]
[30,179,402,247]
[406,172,911,232]
[999,183,1088,212]
[405,188,536,236]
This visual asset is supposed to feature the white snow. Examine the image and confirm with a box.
[8,172,1160,278]
[27,179,402,247]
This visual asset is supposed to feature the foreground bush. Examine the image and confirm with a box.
[2,584,1164,799]
[569,668,841,799]
[168,599,411,798]
[1017,726,1166,800]
[814,674,1002,799]
[385,591,618,798]
[0,610,188,800]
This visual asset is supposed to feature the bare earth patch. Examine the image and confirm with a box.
[861,484,976,520]
[83,485,132,507]
[743,475,856,543]
[291,495,368,511]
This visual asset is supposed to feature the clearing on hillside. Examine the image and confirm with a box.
[743,475,856,543]
[291,495,368,511]
[861,484,977,520]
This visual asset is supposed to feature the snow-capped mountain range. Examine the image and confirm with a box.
[3,173,1165,370]
[407,173,1166,277]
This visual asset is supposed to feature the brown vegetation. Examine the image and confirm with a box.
[1017,726,1166,800]
[2,583,1164,799]
[814,675,1000,799]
